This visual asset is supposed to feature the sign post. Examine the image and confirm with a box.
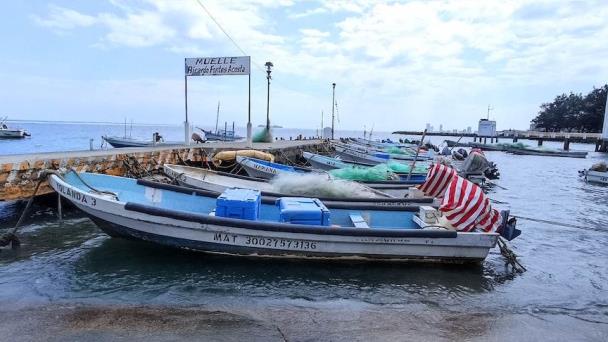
[184,56,252,146]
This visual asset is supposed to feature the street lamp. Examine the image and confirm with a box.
[265,61,273,129]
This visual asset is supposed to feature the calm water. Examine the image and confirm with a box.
[1,123,607,340]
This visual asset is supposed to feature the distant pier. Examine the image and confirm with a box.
[0,140,326,201]
[394,130,606,150]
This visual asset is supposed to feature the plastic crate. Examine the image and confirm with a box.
[216,188,261,220]
[277,197,330,226]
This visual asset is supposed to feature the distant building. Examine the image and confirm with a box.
[467,126,472,133]
[439,124,443,132]
[478,119,496,137]
[425,123,432,132]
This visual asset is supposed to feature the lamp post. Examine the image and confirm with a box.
[331,82,336,140]
[265,61,273,129]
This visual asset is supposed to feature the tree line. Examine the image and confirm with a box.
[531,84,607,132]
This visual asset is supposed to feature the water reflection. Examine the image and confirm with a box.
[67,236,502,305]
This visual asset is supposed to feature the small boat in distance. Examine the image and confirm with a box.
[0,117,30,139]
[258,124,283,128]
[198,102,244,141]
[102,135,173,148]
[507,146,587,158]
[579,162,608,184]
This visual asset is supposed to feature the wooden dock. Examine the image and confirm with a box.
[0,140,326,201]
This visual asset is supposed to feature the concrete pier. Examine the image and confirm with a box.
[0,140,326,201]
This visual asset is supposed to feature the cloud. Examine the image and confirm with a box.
[31,5,97,30]
[26,0,608,130]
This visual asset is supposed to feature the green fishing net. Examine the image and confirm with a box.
[386,161,428,174]
[496,142,529,149]
[385,146,407,154]
[329,164,397,181]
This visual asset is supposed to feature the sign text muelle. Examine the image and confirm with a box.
[185,56,250,76]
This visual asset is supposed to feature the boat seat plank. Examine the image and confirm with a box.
[349,213,369,228]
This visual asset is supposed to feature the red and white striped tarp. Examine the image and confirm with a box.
[418,164,501,232]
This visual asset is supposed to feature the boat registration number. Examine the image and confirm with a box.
[213,233,317,250]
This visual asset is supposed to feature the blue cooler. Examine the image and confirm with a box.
[277,197,330,226]
[374,152,390,159]
[216,188,261,220]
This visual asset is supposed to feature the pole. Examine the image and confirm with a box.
[184,73,190,145]
[215,101,220,133]
[266,74,270,129]
[247,73,252,147]
[407,129,427,181]
[331,83,336,140]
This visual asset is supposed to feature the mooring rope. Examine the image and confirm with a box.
[512,215,593,231]
[497,237,527,273]
[0,174,47,248]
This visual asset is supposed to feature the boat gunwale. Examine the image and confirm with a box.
[50,173,463,239]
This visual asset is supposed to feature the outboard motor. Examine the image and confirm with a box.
[498,210,521,241]
[457,148,468,158]
[441,146,451,156]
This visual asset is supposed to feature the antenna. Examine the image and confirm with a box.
[321,110,324,130]
[487,105,494,120]
[215,101,220,133]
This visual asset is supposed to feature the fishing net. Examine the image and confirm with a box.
[590,162,607,172]
[385,146,407,155]
[329,164,398,181]
[386,161,428,174]
[497,142,529,149]
[270,173,381,198]
[253,127,273,143]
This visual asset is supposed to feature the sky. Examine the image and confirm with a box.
[0,0,607,132]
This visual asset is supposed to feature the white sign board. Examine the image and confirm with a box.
[185,56,250,76]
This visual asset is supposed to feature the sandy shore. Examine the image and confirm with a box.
[0,304,606,342]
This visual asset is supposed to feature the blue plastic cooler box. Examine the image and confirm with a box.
[216,188,261,220]
[277,197,330,226]
[373,152,390,159]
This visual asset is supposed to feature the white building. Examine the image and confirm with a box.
[478,119,496,137]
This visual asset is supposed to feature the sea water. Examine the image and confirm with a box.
[0,122,607,340]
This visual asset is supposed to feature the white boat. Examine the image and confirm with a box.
[0,118,29,139]
[302,151,375,171]
[102,135,180,148]
[580,169,608,184]
[236,155,316,179]
[48,171,507,263]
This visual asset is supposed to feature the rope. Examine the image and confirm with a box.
[69,169,119,200]
[513,215,592,231]
[0,173,48,248]
[497,237,527,273]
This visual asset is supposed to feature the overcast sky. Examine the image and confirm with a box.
[1,0,607,131]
